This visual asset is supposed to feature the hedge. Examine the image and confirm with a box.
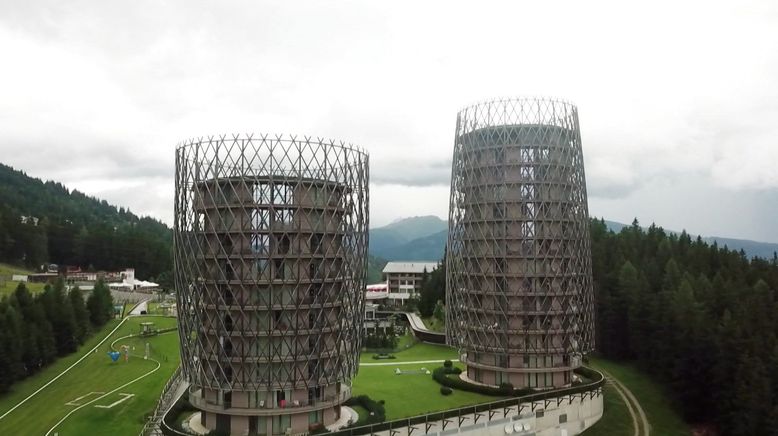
[432,367,533,397]
[344,395,386,425]
[440,386,453,396]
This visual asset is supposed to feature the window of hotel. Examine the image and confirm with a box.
[253,182,271,204]
[272,414,291,435]
[274,259,285,280]
[252,234,270,255]
[310,233,323,254]
[272,184,293,205]
[274,208,293,225]
[309,410,323,425]
[251,209,270,230]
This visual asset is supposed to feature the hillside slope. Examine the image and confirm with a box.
[0,163,171,279]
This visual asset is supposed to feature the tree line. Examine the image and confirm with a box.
[0,163,172,280]
[592,218,778,435]
[0,279,114,392]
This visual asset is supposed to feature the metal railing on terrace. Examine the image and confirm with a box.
[329,367,604,436]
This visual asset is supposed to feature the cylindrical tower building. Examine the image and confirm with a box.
[174,134,368,435]
[446,98,595,389]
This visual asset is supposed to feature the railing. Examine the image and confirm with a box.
[139,366,186,436]
[329,367,604,436]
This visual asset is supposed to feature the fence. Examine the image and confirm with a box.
[139,366,186,436]
[330,367,604,436]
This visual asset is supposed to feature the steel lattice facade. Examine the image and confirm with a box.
[174,134,368,435]
[446,98,595,389]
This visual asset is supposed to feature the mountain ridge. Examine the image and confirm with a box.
[371,216,778,262]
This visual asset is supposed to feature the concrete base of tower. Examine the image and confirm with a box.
[198,404,341,435]
[464,357,577,389]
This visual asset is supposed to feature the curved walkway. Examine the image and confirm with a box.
[599,368,650,436]
[360,359,447,366]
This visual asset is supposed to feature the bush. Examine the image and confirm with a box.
[432,367,534,397]
[344,395,386,425]
[372,353,396,360]
[440,386,453,396]
[443,359,453,368]
[310,424,331,435]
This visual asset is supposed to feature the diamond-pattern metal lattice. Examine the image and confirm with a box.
[446,98,595,376]
[174,134,368,396]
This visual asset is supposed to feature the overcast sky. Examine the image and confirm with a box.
[1,1,777,242]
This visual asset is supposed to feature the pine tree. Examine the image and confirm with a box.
[69,286,90,344]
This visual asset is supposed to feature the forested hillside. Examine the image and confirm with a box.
[593,219,778,435]
[0,164,171,279]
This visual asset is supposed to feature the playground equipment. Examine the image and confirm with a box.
[139,322,159,337]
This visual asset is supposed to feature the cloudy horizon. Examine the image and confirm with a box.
[1,1,777,242]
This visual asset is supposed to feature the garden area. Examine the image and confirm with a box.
[352,342,500,421]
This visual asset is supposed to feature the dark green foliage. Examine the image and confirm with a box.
[440,386,452,395]
[363,323,398,350]
[591,218,778,433]
[309,425,331,435]
[419,255,446,318]
[498,382,514,391]
[367,255,388,284]
[0,280,97,392]
[443,359,453,368]
[86,279,114,327]
[69,287,90,344]
[432,367,515,396]
[344,395,386,424]
[371,354,396,360]
[0,163,171,279]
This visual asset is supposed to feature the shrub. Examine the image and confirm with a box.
[432,367,534,397]
[372,353,396,360]
[498,382,514,395]
[440,386,453,396]
[310,424,331,435]
[443,359,453,368]
[344,395,386,424]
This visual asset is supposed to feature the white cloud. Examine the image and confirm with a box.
[0,0,777,241]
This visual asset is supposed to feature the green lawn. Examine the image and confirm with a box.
[0,263,45,295]
[421,316,445,333]
[359,341,458,364]
[580,384,634,436]
[353,362,500,420]
[583,357,690,436]
[354,342,498,420]
[0,316,180,435]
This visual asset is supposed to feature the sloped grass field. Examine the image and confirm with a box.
[583,357,690,436]
[0,316,179,435]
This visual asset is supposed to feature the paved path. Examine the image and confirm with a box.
[600,368,650,436]
[360,359,448,366]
